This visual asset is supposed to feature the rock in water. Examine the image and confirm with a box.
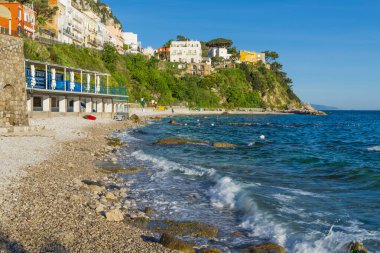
[346,242,368,253]
[105,209,124,222]
[156,138,209,145]
[242,243,286,253]
[212,142,237,148]
[129,114,140,123]
[159,233,195,253]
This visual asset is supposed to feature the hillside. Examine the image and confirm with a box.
[24,40,303,109]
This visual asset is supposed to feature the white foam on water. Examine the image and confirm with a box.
[292,224,379,253]
[209,177,241,208]
[368,146,380,151]
[131,150,215,177]
[273,193,296,203]
[209,177,288,246]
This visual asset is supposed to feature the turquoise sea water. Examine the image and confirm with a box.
[116,111,380,253]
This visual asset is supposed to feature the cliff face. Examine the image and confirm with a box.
[72,0,122,30]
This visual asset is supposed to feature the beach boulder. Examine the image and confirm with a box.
[242,243,286,253]
[159,233,195,253]
[105,209,124,222]
[212,142,237,148]
[346,242,368,253]
[156,138,209,145]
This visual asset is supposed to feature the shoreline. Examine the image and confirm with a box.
[0,113,345,253]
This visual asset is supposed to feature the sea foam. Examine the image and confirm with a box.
[368,146,380,151]
[131,150,215,177]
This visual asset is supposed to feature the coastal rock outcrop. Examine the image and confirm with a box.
[159,233,195,253]
[156,138,209,145]
[242,243,286,253]
[212,142,237,148]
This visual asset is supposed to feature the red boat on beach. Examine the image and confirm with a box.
[83,115,97,120]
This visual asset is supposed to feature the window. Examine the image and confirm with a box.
[18,9,21,20]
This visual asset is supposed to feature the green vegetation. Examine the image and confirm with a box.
[23,40,301,109]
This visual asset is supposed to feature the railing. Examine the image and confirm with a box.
[25,69,127,97]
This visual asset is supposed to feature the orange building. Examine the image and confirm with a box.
[0,2,35,37]
[156,47,170,61]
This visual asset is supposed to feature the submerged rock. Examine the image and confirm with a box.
[143,207,154,216]
[199,247,222,253]
[159,233,195,253]
[105,209,124,222]
[156,138,209,145]
[229,122,257,126]
[242,243,286,253]
[212,142,237,148]
[149,220,218,239]
[346,242,368,253]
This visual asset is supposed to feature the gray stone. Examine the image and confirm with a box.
[0,35,28,128]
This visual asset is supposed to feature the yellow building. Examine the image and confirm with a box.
[240,50,266,64]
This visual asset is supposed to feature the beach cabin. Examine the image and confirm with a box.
[25,59,129,118]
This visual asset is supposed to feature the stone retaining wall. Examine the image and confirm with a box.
[0,34,28,127]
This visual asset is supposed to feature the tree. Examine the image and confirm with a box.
[163,39,173,47]
[176,35,190,41]
[263,51,279,64]
[102,43,118,72]
[206,38,233,48]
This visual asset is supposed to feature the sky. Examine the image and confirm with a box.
[104,0,380,110]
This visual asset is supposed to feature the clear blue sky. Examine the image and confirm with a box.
[105,0,380,110]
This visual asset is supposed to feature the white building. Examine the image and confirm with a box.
[56,0,91,46]
[123,32,140,53]
[142,47,155,57]
[170,40,202,63]
[208,47,231,60]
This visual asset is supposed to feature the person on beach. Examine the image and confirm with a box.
[172,108,174,114]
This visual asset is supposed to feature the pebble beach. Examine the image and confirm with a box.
[0,116,178,252]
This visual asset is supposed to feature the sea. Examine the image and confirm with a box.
[114,111,380,253]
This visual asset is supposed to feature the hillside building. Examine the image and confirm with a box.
[208,47,231,60]
[0,1,35,37]
[240,50,266,64]
[156,46,170,61]
[123,32,140,53]
[170,40,202,63]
